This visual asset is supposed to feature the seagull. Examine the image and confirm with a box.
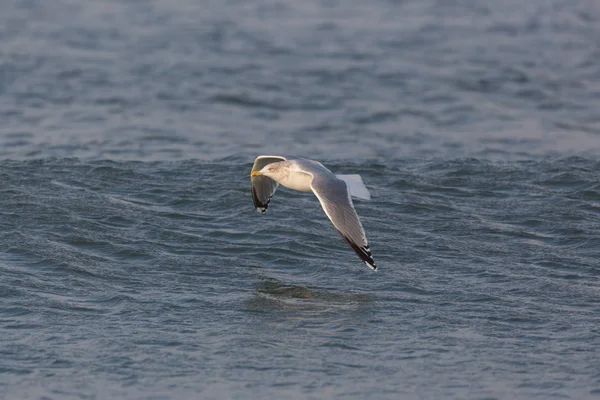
[250,155,376,271]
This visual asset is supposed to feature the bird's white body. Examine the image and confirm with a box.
[269,165,314,192]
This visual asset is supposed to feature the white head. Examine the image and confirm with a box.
[251,161,290,181]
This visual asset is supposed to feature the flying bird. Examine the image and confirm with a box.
[250,155,376,271]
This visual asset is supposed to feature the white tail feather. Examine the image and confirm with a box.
[336,174,371,200]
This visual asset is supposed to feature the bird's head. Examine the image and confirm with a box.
[251,162,287,180]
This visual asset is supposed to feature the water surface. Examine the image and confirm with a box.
[1,0,600,399]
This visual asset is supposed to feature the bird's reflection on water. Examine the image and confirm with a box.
[244,275,373,316]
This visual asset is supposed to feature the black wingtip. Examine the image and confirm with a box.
[252,185,271,214]
[364,259,377,271]
[340,235,376,271]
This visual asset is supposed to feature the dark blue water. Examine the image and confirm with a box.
[1,0,600,399]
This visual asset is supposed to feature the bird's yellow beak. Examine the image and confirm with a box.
[251,171,262,177]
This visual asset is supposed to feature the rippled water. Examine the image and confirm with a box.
[1,0,600,399]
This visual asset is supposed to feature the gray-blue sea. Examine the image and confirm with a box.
[1,0,600,399]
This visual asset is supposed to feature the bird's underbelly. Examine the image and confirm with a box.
[278,171,314,192]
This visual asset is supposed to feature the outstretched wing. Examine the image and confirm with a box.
[310,174,376,270]
[250,155,287,213]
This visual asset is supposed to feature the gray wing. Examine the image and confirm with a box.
[251,155,286,213]
[310,174,376,270]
